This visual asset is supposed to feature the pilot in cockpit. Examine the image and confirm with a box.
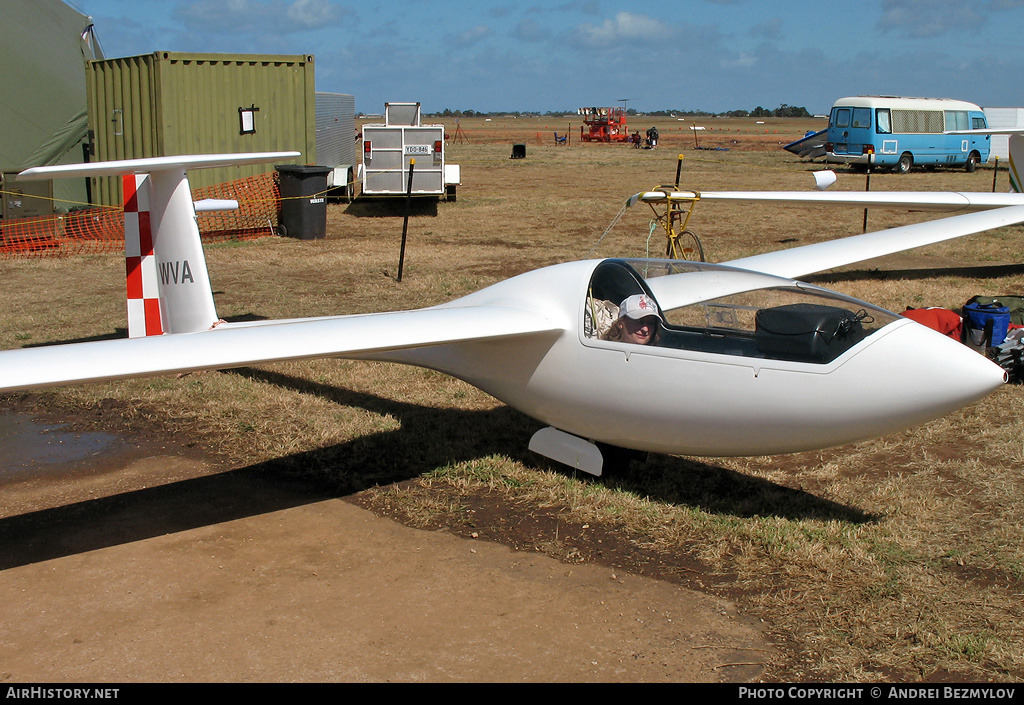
[602,294,662,345]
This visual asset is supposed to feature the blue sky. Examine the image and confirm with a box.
[66,0,1024,115]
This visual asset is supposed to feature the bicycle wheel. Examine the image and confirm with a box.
[667,230,705,261]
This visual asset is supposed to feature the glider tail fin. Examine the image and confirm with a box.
[123,168,218,337]
[17,151,301,337]
[1009,134,1022,193]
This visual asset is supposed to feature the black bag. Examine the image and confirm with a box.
[993,345,1024,384]
[755,303,867,363]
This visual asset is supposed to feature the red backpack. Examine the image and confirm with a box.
[901,307,962,340]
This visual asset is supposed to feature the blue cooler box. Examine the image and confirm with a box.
[963,301,1011,346]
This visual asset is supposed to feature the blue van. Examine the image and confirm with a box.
[826,96,990,173]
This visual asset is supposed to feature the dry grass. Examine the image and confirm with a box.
[3,118,1024,681]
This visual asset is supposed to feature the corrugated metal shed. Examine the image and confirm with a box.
[315,92,356,169]
[86,52,314,204]
[984,108,1024,161]
[316,92,356,198]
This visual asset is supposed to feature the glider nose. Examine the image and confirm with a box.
[811,321,1008,452]
[893,321,1007,412]
[965,344,1009,389]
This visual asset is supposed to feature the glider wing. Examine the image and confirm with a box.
[723,204,1024,280]
[0,305,561,393]
[632,189,1024,213]
[648,205,1024,310]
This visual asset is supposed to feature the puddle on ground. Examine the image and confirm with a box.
[0,411,117,481]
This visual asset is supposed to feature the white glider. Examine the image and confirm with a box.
[633,133,1022,213]
[4,150,1019,475]
[636,189,1024,213]
[623,133,1024,285]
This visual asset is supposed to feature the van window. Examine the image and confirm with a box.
[831,107,851,129]
[851,108,871,129]
[945,111,970,131]
[876,109,891,134]
[972,116,987,130]
[893,110,944,133]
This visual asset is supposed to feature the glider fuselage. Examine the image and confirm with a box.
[370,259,1006,457]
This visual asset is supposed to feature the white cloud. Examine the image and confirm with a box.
[721,51,758,69]
[450,25,494,48]
[511,18,550,43]
[286,0,344,29]
[748,17,783,41]
[176,0,346,35]
[572,12,672,47]
[877,0,985,37]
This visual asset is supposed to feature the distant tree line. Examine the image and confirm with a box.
[723,104,813,118]
[406,104,813,119]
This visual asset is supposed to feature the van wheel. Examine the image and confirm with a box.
[965,151,980,172]
[894,153,913,174]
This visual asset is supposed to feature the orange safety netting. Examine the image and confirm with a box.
[0,172,281,259]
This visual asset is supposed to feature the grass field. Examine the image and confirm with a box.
[3,118,1024,681]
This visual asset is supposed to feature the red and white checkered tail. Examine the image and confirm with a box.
[16,152,300,337]
[121,168,218,337]
[123,174,163,336]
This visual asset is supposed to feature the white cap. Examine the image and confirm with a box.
[619,294,661,320]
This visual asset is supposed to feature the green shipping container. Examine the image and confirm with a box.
[86,52,314,205]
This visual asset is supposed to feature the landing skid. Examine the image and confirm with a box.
[529,426,647,476]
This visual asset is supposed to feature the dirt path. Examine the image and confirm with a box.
[0,413,772,682]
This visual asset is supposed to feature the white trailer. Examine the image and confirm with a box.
[359,102,460,200]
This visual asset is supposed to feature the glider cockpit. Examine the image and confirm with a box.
[583,258,900,365]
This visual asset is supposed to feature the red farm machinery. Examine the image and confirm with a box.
[578,107,630,143]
